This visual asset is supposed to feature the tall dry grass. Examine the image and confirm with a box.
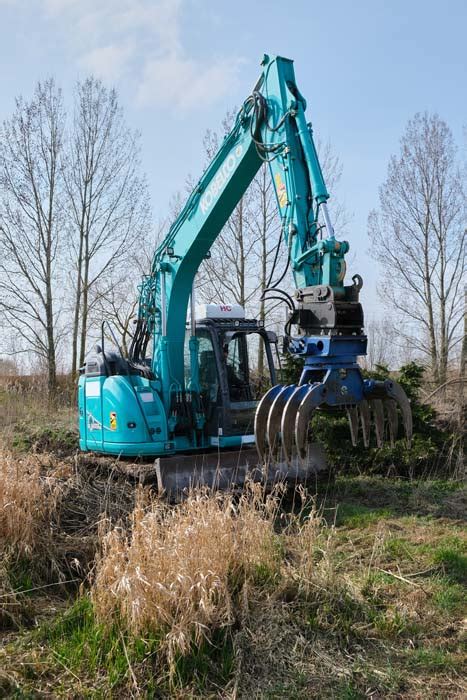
[0,450,55,625]
[91,484,326,673]
[0,448,137,627]
[93,485,281,664]
[0,451,52,554]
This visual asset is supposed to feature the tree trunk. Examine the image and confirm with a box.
[71,228,84,377]
[461,286,467,379]
[79,236,90,368]
[238,200,245,306]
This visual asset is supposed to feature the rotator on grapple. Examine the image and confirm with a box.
[78,53,412,492]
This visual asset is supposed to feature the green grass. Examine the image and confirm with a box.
[384,536,416,560]
[404,647,458,673]
[433,545,467,584]
[328,475,465,519]
[432,577,466,613]
[31,594,235,696]
[334,503,394,528]
[39,596,134,689]
[173,629,234,691]
[7,559,34,595]
[335,681,366,700]
[10,423,78,455]
[263,676,310,700]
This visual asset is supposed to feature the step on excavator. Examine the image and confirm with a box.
[78,54,412,496]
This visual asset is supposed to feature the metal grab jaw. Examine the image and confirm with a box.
[254,334,413,465]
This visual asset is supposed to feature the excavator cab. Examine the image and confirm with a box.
[186,304,278,448]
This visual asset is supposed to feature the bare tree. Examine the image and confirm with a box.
[93,275,139,356]
[461,285,466,378]
[359,317,400,371]
[249,164,283,375]
[64,77,151,375]
[0,79,65,395]
[195,117,287,382]
[368,113,466,384]
[91,221,164,354]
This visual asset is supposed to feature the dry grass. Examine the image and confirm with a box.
[0,376,464,696]
[86,476,465,693]
[0,450,64,626]
[92,484,294,670]
[0,451,50,554]
[0,448,138,629]
[1,474,465,697]
[0,450,52,627]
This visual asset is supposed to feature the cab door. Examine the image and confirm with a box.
[222,331,276,436]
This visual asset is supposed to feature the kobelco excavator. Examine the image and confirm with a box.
[78,54,412,494]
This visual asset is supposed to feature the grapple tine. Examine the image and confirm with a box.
[359,399,370,448]
[372,399,385,448]
[384,380,412,448]
[295,384,326,460]
[346,406,359,447]
[280,385,311,464]
[254,384,284,462]
[385,399,398,447]
[266,384,297,455]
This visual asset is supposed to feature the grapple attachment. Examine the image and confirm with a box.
[254,371,412,465]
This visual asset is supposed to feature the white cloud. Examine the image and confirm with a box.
[37,0,242,111]
[78,44,134,83]
[138,53,243,110]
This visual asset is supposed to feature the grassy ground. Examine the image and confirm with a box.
[0,470,465,699]
[0,385,465,698]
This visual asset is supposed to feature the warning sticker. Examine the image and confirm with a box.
[274,172,288,208]
[110,412,117,430]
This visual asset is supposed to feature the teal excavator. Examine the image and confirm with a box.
[78,55,412,494]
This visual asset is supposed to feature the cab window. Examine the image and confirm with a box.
[184,329,219,402]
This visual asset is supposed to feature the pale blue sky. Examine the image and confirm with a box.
[0,0,465,317]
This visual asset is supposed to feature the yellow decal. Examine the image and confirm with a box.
[274,172,288,208]
[110,412,117,430]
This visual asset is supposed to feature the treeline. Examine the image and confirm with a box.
[0,78,153,395]
[0,78,465,396]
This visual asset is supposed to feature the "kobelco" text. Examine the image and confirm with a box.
[199,145,244,215]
